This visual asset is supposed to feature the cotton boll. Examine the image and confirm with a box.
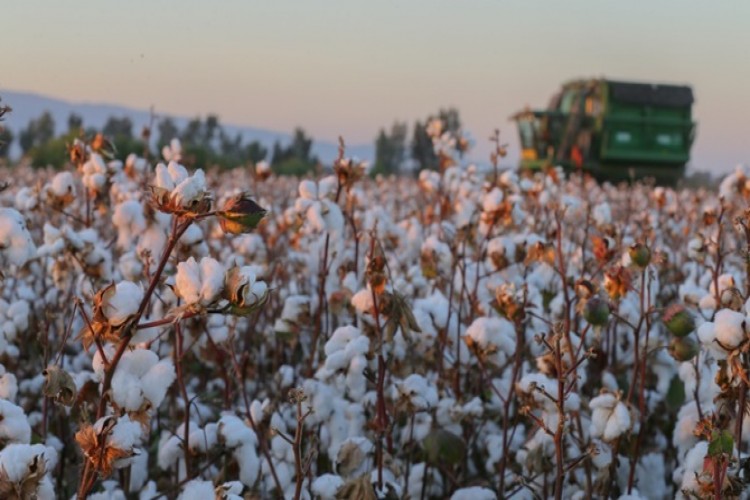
[451,486,497,500]
[0,443,56,500]
[103,281,144,326]
[351,289,374,314]
[0,368,18,400]
[589,393,631,441]
[175,257,225,306]
[175,257,203,305]
[140,358,176,409]
[464,317,516,367]
[154,163,176,191]
[311,474,344,499]
[234,442,260,487]
[171,169,207,208]
[179,480,215,500]
[112,200,147,249]
[299,180,318,200]
[713,309,746,348]
[0,399,32,443]
[198,257,225,304]
[0,208,36,267]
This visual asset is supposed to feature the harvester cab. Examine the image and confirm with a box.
[512,79,696,183]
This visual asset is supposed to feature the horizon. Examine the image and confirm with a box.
[2,1,749,172]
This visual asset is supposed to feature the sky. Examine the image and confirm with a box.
[2,1,749,173]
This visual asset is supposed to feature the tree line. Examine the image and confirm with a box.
[0,105,464,175]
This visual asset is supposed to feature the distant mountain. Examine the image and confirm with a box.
[0,90,374,164]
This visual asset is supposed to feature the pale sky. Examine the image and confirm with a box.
[2,1,749,172]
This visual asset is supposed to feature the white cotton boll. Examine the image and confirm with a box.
[482,187,504,212]
[394,374,438,410]
[113,200,146,248]
[111,349,158,411]
[108,416,142,451]
[172,169,207,208]
[140,358,176,409]
[198,257,225,304]
[679,441,709,494]
[604,402,631,441]
[235,442,260,487]
[129,448,149,492]
[0,371,18,400]
[103,281,144,327]
[464,317,516,366]
[714,309,746,348]
[179,480,215,500]
[154,163,175,191]
[591,440,612,469]
[218,414,257,449]
[592,202,612,226]
[8,300,29,331]
[351,289,374,314]
[167,161,189,185]
[49,171,76,198]
[0,208,37,267]
[0,443,55,499]
[175,257,203,305]
[299,180,318,200]
[15,187,39,211]
[0,399,32,443]
[319,175,338,198]
[312,474,344,499]
[189,423,218,453]
[451,486,497,500]
[589,394,631,441]
[157,434,183,470]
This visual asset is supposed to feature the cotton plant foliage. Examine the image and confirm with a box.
[2,125,750,500]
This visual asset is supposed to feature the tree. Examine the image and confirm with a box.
[373,121,407,176]
[0,128,12,159]
[271,128,318,176]
[245,141,268,164]
[157,117,179,148]
[410,108,462,171]
[411,120,437,171]
[19,111,56,154]
[67,113,83,134]
[103,116,133,139]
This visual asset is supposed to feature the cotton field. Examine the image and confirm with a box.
[2,129,750,500]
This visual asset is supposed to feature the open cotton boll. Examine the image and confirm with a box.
[0,369,18,400]
[589,393,631,441]
[48,171,76,198]
[464,317,516,367]
[171,169,207,208]
[112,200,146,249]
[0,443,56,500]
[0,208,36,267]
[175,257,225,306]
[111,348,175,411]
[154,163,176,191]
[393,374,438,410]
[179,480,215,500]
[0,399,32,443]
[482,187,504,212]
[713,309,747,349]
[103,281,144,326]
[451,487,497,500]
[299,180,318,200]
[312,474,344,499]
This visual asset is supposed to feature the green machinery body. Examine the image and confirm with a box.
[512,79,696,183]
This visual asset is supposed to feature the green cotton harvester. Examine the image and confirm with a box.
[511,79,696,183]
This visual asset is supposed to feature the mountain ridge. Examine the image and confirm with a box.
[0,89,374,164]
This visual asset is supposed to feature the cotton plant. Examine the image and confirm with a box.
[8,124,750,499]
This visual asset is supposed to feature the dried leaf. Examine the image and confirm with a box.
[42,365,77,406]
